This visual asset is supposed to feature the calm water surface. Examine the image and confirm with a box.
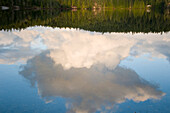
[0,10,170,113]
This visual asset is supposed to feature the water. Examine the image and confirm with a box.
[0,10,170,113]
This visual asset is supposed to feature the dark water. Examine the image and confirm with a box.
[0,9,170,33]
[0,10,170,113]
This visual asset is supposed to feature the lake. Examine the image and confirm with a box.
[0,9,170,113]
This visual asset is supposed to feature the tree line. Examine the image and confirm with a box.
[0,0,60,9]
[0,0,169,9]
[0,9,169,33]
[58,0,169,9]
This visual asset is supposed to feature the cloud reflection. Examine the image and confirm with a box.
[19,52,165,113]
[0,27,168,112]
[0,29,44,64]
[41,29,134,69]
[0,27,170,67]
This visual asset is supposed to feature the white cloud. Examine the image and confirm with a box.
[41,29,135,69]
[0,27,168,112]
[19,53,165,113]
[0,31,14,45]
[0,29,45,64]
[0,27,170,68]
[129,33,170,59]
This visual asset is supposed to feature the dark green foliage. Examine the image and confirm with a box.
[0,0,169,9]
[0,9,169,33]
[0,0,61,9]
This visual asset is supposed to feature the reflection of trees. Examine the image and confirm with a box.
[0,0,61,9]
[0,9,169,33]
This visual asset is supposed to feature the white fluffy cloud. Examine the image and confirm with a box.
[0,29,45,64]
[1,27,168,112]
[19,53,165,113]
[128,33,170,59]
[0,27,170,68]
[40,29,135,69]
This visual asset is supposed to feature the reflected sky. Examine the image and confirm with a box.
[0,27,170,113]
[0,27,170,67]
[19,53,165,113]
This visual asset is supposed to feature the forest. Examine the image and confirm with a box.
[58,0,169,9]
[0,9,169,33]
[1,0,169,33]
[0,0,169,9]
